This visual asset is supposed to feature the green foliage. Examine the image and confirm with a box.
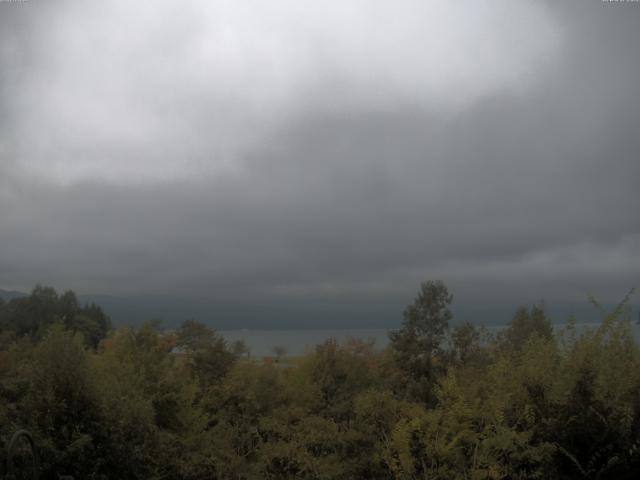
[176,319,237,387]
[1,326,104,478]
[389,280,453,403]
[0,284,639,479]
[450,321,486,365]
[0,285,110,347]
[500,304,553,352]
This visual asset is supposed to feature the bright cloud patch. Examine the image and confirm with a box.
[11,0,561,184]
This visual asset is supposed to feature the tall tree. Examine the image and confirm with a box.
[0,285,110,346]
[176,319,236,386]
[389,280,453,403]
[501,304,553,351]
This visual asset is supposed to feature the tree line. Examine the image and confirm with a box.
[0,282,639,479]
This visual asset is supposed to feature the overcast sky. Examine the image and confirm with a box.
[1,1,638,315]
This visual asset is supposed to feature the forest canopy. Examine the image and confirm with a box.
[0,283,639,479]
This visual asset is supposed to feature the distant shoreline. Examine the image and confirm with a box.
[218,322,640,358]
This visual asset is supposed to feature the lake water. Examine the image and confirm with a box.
[220,322,640,358]
[219,328,390,357]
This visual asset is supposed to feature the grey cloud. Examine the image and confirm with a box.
[0,1,638,323]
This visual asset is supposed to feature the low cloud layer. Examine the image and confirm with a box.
[1,1,638,320]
